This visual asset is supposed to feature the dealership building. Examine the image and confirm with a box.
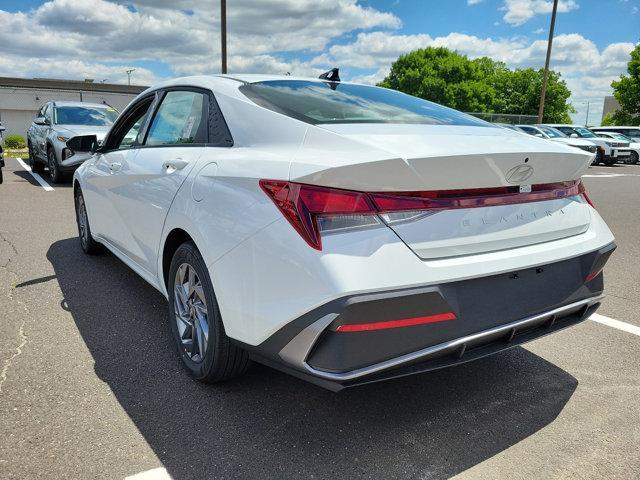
[0,77,147,138]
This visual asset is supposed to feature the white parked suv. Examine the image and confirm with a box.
[517,125,597,156]
[69,75,615,390]
[27,101,118,183]
[595,131,640,164]
[591,126,640,143]
[544,124,628,166]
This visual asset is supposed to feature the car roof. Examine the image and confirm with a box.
[592,126,639,129]
[136,74,376,102]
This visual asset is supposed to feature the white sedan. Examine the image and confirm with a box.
[70,74,615,391]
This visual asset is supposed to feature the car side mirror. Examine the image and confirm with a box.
[34,116,49,126]
[67,135,99,154]
[534,133,544,138]
[570,133,579,138]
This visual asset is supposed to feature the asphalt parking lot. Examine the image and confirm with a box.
[0,158,639,480]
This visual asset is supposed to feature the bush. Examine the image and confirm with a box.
[4,134,26,149]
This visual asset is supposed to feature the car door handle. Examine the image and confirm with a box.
[163,158,189,172]
[109,162,122,173]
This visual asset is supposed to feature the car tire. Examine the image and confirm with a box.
[168,242,250,383]
[74,188,101,255]
[593,150,604,165]
[47,146,65,184]
[28,142,45,173]
[628,151,639,165]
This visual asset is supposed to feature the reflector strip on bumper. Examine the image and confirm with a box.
[336,312,457,332]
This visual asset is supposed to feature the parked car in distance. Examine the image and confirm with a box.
[543,124,629,166]
[517,124,597,156]
[591,126,640,143]
[27,101,118,183]
[70,74,615,391]
[594,131,639,164]
[494,123,527,133]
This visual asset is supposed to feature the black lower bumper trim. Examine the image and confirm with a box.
[237,243,615,391]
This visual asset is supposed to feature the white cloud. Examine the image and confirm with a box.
[0,0,400,81]
[502,0,579,26]
[467,0,484,5]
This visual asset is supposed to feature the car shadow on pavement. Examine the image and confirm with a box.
[48,238,578,480]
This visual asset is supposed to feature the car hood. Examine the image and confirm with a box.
[55,125,111,141]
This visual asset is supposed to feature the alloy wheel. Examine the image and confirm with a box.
[76,194,88,248]
[48,150,58,181]
[174,263,209,363]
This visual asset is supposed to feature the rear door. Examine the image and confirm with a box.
[104,88,209,274]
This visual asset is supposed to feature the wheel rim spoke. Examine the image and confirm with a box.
[173,262,210,363]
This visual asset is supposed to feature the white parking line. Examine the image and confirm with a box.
[15,158,54,191]
[125,468,172,480]
[590,313,640,337]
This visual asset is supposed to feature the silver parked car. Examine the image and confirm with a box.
[27,101,118,183]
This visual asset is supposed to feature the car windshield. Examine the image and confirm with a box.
[537,126,566,138]
[603,133,632,141]
[573,127,596,138]
[239,80,488,126]
[54,106,118,126]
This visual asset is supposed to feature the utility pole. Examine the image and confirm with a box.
[125,68,136,85]
[537,0,558,123]
[585,101,591,126]
[221,0,227,74]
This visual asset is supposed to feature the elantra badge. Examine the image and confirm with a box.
[505,164,534,184]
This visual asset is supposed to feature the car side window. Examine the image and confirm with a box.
[520,126,536,135]
[145,91,207,146]
[107,97,154,151]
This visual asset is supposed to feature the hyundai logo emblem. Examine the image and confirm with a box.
[505,164,534,184]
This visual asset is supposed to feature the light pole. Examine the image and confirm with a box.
[585,101,591,126]
[125,69,136,85]
[221,0,227,74]
[537,0,559,123]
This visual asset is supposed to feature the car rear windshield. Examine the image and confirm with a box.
[239,80,488,126]
[54,106,119,126]
[537,126,566,138]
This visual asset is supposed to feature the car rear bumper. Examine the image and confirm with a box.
[241,242,615,391]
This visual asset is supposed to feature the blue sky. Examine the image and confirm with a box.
[0,0,638,124]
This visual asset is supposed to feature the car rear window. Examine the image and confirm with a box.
[239,80,488,126]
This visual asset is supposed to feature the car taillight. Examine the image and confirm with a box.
[260,179,590,250]
[259,180,379,250]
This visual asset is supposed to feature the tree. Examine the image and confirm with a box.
[609,43,640,126]
[378,47,574,123]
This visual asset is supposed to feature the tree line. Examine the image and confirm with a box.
[377,44,640,125]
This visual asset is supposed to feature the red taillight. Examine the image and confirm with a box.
[370,181,585,212]
[335,312,457,332]
[259,180,375,250]
[260,179,589,250]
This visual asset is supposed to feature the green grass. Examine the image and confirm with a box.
[5,148,29,159]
